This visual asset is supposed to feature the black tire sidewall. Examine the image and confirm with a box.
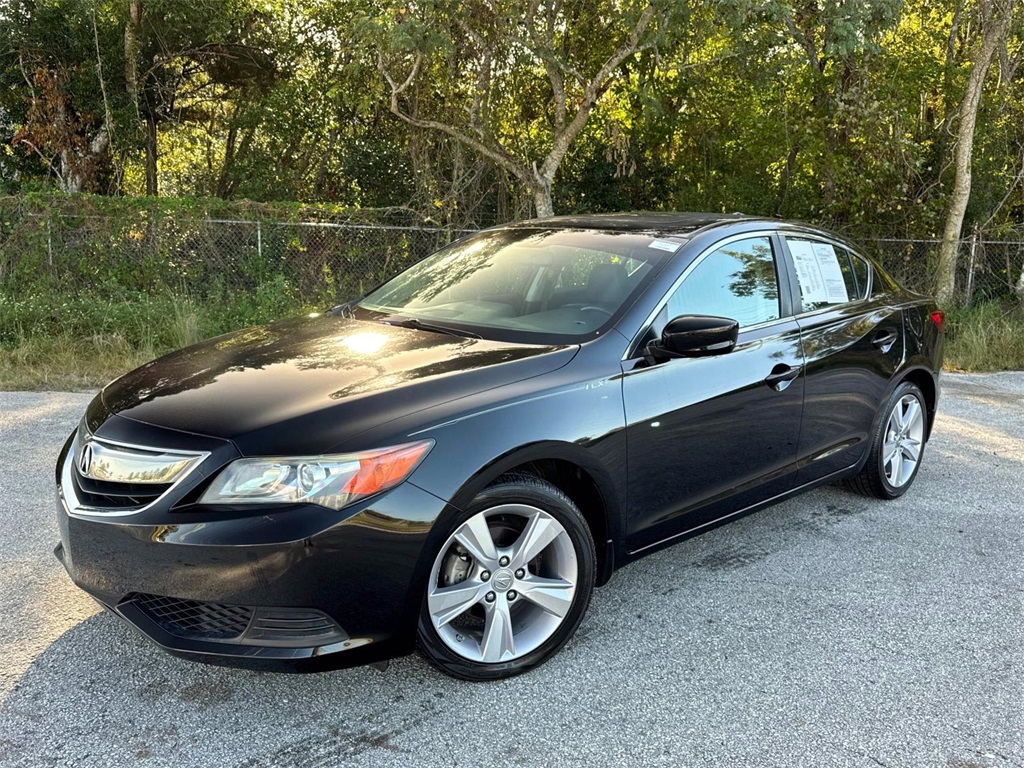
[416,478,596,680]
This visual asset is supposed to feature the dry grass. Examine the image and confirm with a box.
[945,302,1024,372]
[0,334,164,391]
[0,296,207,390]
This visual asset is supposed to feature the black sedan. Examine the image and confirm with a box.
[55,213,944,680]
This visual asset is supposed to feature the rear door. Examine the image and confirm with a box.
[621,233,805,552]
[778,233,903,481]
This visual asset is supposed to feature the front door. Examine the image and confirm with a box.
[621,234,805,553]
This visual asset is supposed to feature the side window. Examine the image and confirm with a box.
[785,237,857,312]
[665,236,780,328]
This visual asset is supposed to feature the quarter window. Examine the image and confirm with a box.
[837,250,859,300]
[666,236,781,328]
[848,252,871,298]
[871,273,888,298]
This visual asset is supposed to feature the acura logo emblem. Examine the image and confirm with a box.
[492,570,514,591]
[78,443,94,476]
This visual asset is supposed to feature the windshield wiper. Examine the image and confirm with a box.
[381,317,482,339]
[326,299,358,317]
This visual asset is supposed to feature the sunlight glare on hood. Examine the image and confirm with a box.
[341,332,388,354]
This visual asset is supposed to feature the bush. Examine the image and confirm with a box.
[945,301,1024,372]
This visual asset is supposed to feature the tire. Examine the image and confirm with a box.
[846,381,928,500]
[416,475,596,680]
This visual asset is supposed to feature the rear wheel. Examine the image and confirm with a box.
[417,476,596,680]
[846,381,927,499]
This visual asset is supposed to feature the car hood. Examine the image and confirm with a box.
[101,315,577,454]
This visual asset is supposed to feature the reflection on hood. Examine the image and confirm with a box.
[101,314,575,450]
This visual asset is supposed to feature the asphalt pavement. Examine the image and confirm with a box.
[0,373,1021,767]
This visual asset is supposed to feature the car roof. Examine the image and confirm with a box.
[497,212,873,255]
[500,211,760,236]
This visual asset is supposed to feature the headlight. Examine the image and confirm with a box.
[198,440,433,510]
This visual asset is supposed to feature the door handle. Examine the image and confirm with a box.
[764,364,802,391]
[872,330,898,351]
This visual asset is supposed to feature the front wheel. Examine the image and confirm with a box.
[417,476,596,680]
[846,381,928,499]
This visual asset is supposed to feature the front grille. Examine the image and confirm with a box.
[130,593,254,640]
[61,429,208,515]
[71,470,171,511]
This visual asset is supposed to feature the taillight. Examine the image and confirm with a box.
[930,310,945,333]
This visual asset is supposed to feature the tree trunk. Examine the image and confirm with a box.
[125,1,142,101]
[379,6,656,224]
[145,110,158,196]
[936,0,1011,305]
[216,122,238,198]
[935,0,965,163]
[775,139,801,216]
[312,125,340,199]
[532,184,554,218]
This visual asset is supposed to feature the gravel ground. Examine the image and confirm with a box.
[0,374,1021,768]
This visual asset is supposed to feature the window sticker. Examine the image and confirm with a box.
[648,239,681,253]
[788,239,849,305]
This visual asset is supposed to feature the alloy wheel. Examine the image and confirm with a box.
[426,504,579,663]
[883,393,925,488]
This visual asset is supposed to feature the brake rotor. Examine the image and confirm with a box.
[441,545,472,587]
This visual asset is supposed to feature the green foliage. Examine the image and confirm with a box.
[0,193,454,366]
[2,0,1024,302]
[1,2,1024,259]
[5,1,1024,386]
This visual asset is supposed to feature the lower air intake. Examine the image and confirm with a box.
[130,593,253,640]
[124,593,348,647]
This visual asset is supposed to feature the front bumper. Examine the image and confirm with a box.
[54,429,451,671]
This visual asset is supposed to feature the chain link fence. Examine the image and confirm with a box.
[2,205,1023,346]
[0,211,475,308]
[858,235,1024,307]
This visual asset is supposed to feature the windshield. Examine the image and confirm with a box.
[355,228,681,344]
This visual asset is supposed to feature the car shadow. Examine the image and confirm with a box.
[0,486,920,767]
[2,473,1012,768]
[0,610,460,766]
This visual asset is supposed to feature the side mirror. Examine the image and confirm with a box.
[645,315,739,362]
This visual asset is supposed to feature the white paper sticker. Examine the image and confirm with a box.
[648,239,681,253]
[788,239,849,305]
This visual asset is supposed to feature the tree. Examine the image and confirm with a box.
[122,0,280,195]
[371,0,690,217]
[0,0,284,196]
[724,0,902,217]
[1,1,123,192]
[936,0,1016,304]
